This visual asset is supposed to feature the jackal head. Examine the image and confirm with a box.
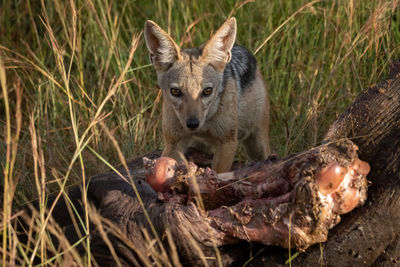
[144,18,237,132]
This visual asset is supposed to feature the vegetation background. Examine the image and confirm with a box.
[1,0,399,265]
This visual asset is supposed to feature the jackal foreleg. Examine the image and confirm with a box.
[212,139,238,173]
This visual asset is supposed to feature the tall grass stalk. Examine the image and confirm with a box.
[1,52,11,267]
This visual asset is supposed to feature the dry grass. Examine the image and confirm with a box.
[1,0,400,265]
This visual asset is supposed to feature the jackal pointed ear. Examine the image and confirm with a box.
[201,18,237,72]
[144,20,181,72]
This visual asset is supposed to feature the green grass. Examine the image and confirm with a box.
[1,0,400,265]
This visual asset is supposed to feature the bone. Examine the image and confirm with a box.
[315,162,346,195]
[144,157,178,192]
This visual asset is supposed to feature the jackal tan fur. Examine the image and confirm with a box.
[144,18,270,173]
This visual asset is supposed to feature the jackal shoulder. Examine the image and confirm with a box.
[224,44,258,93]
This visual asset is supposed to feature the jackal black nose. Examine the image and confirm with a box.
[186,117,199,130]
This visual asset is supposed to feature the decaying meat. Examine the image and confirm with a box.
[144,139,370,250]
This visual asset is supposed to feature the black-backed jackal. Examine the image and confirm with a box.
[144,18,270,173]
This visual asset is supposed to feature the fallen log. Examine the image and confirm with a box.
[18,63,400,266]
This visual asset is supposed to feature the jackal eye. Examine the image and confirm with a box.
[202,87,213,96]
[170,87,182,97]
